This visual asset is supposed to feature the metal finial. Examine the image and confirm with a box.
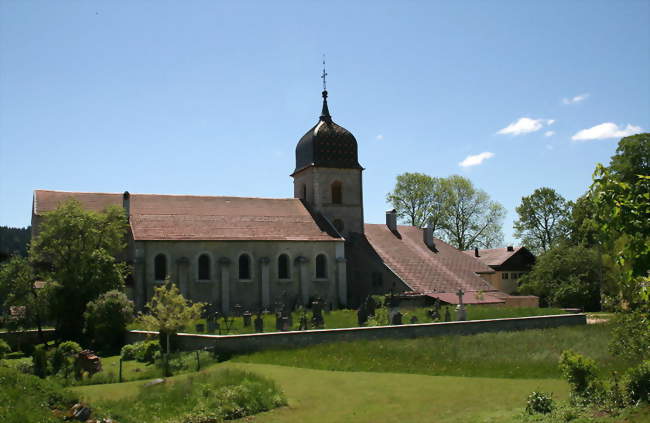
[321,55,327,91]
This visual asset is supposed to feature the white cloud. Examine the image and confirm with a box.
[459,152,495,168]
[544,130,555,137]
[563,93,589,104]
[497,117,554,136]
[571,122,642,141]
[376,134,384,140]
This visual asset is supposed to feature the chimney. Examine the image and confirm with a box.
[386,209,397,232]
[123,191,130,222]
[423,227,435,250]
[507,246,514,252]
[474,247,479,257]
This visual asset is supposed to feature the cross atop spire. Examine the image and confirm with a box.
[320,55,331,122]
[321,55,328,91]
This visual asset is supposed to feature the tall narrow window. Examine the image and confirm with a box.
[198,254,211,280]
[239,254,251,280]
[154,254,167,281]
[278,254,290,279]
[315,254,327,279]
[331,181,342,204]
[302,184,307,200]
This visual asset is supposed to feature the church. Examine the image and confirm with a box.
[32,85,530,313]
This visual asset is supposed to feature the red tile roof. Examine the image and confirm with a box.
[463,247,523,266]
[33,190,342,242]
[364,224,499,300]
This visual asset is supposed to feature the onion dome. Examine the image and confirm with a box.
[293,90,362,174]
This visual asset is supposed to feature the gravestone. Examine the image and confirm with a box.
[456,288,467,321]
[299,313,309,330]
[195,323,205,333]
[311,297,324,329]
[233,304,243,317]
[391,311,403,325]
[243,311,252,327]
[357,304,368,326]
[281,316,290,331]
[409,315,418,324]
[254,315,264,333]
[444,307,451,322]
[275,312,283,331]
[366,295,377,317]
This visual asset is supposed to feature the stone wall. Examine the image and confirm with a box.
[0,329,56,349]
[126,313,585,354]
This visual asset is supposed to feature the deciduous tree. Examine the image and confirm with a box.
[137,282,204,375]
[442,175,506,250]
[386,172,452,232]
[30,199,128,341]
[513,187,570,254]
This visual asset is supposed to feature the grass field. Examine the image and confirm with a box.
[233,323,632,379]
[129,305,568,335]
[70,323,650,423]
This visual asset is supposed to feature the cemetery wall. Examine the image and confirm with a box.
[126,313,586,354]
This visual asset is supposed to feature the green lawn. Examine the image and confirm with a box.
[129,305,568,335]
[70,323,650,423]
[233,323,632,379]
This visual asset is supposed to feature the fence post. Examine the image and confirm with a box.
[195,350,200,371]
[119,358,123,383]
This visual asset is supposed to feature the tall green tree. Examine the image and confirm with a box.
[386,172,452,232]
[442,175,506,250]
[513,187,570,254]
[518,244,602,311]
[30,199,128,341]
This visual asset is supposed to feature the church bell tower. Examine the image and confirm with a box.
[291,71,364,237]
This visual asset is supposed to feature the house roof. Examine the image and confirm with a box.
[463,247,525,267]
[33,190,342,242]
[363,224,498,301]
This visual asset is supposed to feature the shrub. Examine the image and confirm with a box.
[624,360,650,404]
[559,350,603,402]
[0,366,77,423]
[525,391,555,414]
[135,340,160,363]
[120,344,137,361]
[84,290,134,353]
[610,311,650,362]
[0,339,10,359]
[51,341,81,377]
[32,344,49,378]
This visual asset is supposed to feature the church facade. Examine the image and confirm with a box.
[32,87,520,313]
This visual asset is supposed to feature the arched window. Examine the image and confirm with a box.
[239,254,251,280]
[154,254,167,281]
[278,254,290,279]
[333,219,344,233]
[315,254,327,279]
[331,181,342,204]
[198,254,211,280]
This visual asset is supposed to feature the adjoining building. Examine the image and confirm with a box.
[32,86,532,312]
[464,246,536,294]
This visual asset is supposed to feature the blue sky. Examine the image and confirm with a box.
[1,1,648,245]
